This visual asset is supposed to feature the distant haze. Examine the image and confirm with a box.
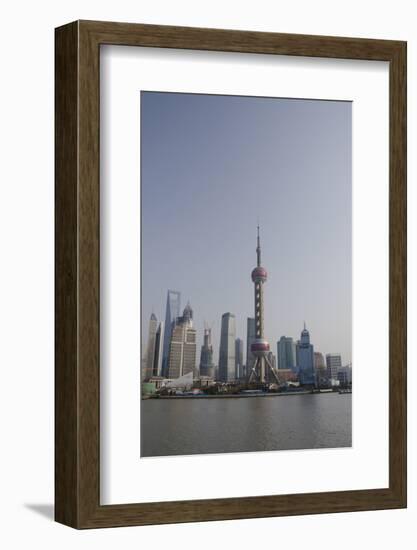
[141,91,352,365]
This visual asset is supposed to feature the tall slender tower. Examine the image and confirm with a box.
[248,226,279,384]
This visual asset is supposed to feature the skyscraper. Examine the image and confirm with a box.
[152,322,163,377]
[168,303,196,379]
[161,290,181,377]
[296,323,315,385]
[246,317,256,380]
[144,313,158,380]
[314,351,326,386]
[199,326,214,378]
[235,338,244,380]
[218,312,236,382]
[337,363,352,386]
[277,336,296,370]
[314,351,325,369]
[326,353,342,380]
[248,226,279,384]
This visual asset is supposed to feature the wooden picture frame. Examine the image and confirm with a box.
[55,20,407,528]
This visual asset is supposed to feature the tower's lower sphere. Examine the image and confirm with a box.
[251,338,270,356]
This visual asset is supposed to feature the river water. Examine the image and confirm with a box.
[141,393,352,457]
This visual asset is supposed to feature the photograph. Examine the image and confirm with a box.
[140,90,352,458]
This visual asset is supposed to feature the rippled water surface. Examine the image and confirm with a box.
[141,393,352,457]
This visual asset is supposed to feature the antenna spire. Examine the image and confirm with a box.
[256,224,261,267]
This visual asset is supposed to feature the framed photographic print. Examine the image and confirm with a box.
[55,20,406,528]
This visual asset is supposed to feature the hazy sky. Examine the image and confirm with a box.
[141,91,352,365]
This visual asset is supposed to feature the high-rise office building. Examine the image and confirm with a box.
[246,317,256,380]
[219,312,236,382]
[168,303,196,379]
[152,322,163,377]
[314,351,326,386]
[161,290,181,377]
[277,336,296,370]
[314,351,325,369]
[144,313,158,380]
[235,338,244,380]
[296,323,315,385]
[199,327,214,378]
[326,353,342,380]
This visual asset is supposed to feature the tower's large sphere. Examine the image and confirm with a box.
[251,338,270,356]
[251,266,267,282]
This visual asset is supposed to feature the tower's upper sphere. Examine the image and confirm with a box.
[251,266,267,282]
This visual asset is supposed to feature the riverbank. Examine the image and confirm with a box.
[143,389,350,400]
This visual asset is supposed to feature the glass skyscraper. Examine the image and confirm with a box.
[161,290,181,377]
[199,327,214,378]
[143,313,163,380]
[219,312,236,382]
[277,336,296,370]
[235,338,244,380]
[296,323,315,385]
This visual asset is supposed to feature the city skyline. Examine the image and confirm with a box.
[141,91,352,365]
[143,303,349,375]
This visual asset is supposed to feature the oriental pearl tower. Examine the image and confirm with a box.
[248,226,280,385]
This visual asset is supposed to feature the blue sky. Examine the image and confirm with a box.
[141,91,352,365]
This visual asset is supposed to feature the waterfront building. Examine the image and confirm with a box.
[163,371,194,390]
[277,336,296,370]
[199,327,215,378]
[275,368,298,384]
[161,290,181,377]
[218,312,236,382]
[195,376,216,388]
[142,382,157,396]
[296,323,315,385]
[235,338,244,380]
[314,351,326,386]
[337,364,352,386]
[248,226,279,384]
[147,376,165,390]
[326,353,342,380]
[246,317,256,380]
[167,303,196,379]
